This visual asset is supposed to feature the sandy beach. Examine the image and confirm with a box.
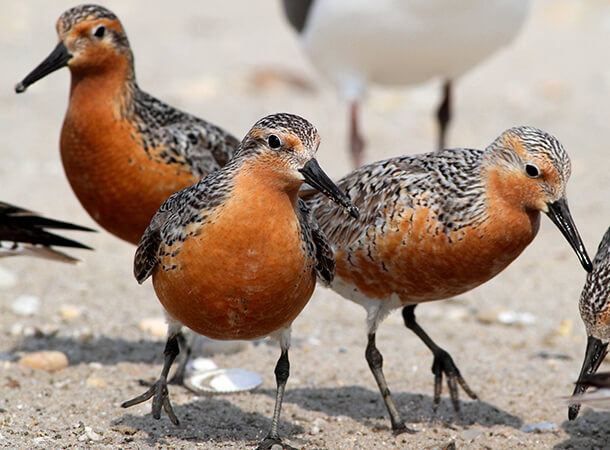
[1,1,609,448]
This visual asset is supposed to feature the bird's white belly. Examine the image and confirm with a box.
[301,0,530,97]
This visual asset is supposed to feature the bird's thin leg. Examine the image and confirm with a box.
[121,332,181,426]
[365,332,411,435]
[257,329,296,450]
[349,99,365,168]
[402,305,477,412]
[436,80,452,150]
[168,331,193,386]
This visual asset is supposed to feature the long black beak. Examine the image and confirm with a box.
[299,159,359,219]
[15,41,72,93]
[568,335,609,420]
[545,198,592,272]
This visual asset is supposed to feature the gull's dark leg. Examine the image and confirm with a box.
[402,305,477,412]
[349,99,365,168]
[121,333,181,426]
[365,332,410,434]
[436,80,452,150]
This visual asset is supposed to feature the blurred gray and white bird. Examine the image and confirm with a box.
[282,0,530,167]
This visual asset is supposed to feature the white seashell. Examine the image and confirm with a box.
[185,368,262,394]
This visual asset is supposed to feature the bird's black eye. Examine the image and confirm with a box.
[93,25,106,38]
[525,163,540,178]
[268,134,282,149]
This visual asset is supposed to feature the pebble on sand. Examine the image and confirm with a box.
[59,304,81,321]
[138,317,167,338]
[11,295,40,316]
[18,351,68,372]
[85,376,106,388]
[520,422,558,433]
[78,426,102,442]
[477,308,536,326]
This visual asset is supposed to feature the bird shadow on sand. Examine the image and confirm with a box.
[259,385,522,433]
[116,397,308,448]
[113,384,520,447]
[8,334,166,365]
[555,409,610,449]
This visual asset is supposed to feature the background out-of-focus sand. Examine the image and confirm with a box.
[1,1,609,448]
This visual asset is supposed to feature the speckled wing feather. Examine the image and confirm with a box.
[0,202,93,262]
[0,202,93,249]
[133,203,171,283]
[305,148,487,250]
[134,163,236,283]
[298,199,334,284]
[580,227,610,327]
[131,89,239,177]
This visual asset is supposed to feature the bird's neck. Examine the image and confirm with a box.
[481,157,541,246]
[68,54,136,119]
[232,158,302,210]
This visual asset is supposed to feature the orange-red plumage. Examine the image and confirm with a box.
[153,161,316,339]
[121,113,356,448]
[17,5,239,245]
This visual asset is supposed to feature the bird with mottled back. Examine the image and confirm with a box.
[304,126,591,433]
[15,3,239,244]
[14,3,240,387]
[122,113,357,449]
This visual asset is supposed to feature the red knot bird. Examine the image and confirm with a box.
[0,201,93,263]
[304,126,591,433]
[282,0,530,166]
[15,4,239,245]
[121,113,358,449]
[568,226,610,420]
[15,4,239,385]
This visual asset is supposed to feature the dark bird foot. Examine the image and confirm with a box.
[256,436,297,450]
[121,378,180,426]
[432,348,478,412]
[391,421,416,436]
[401,305,477,413]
